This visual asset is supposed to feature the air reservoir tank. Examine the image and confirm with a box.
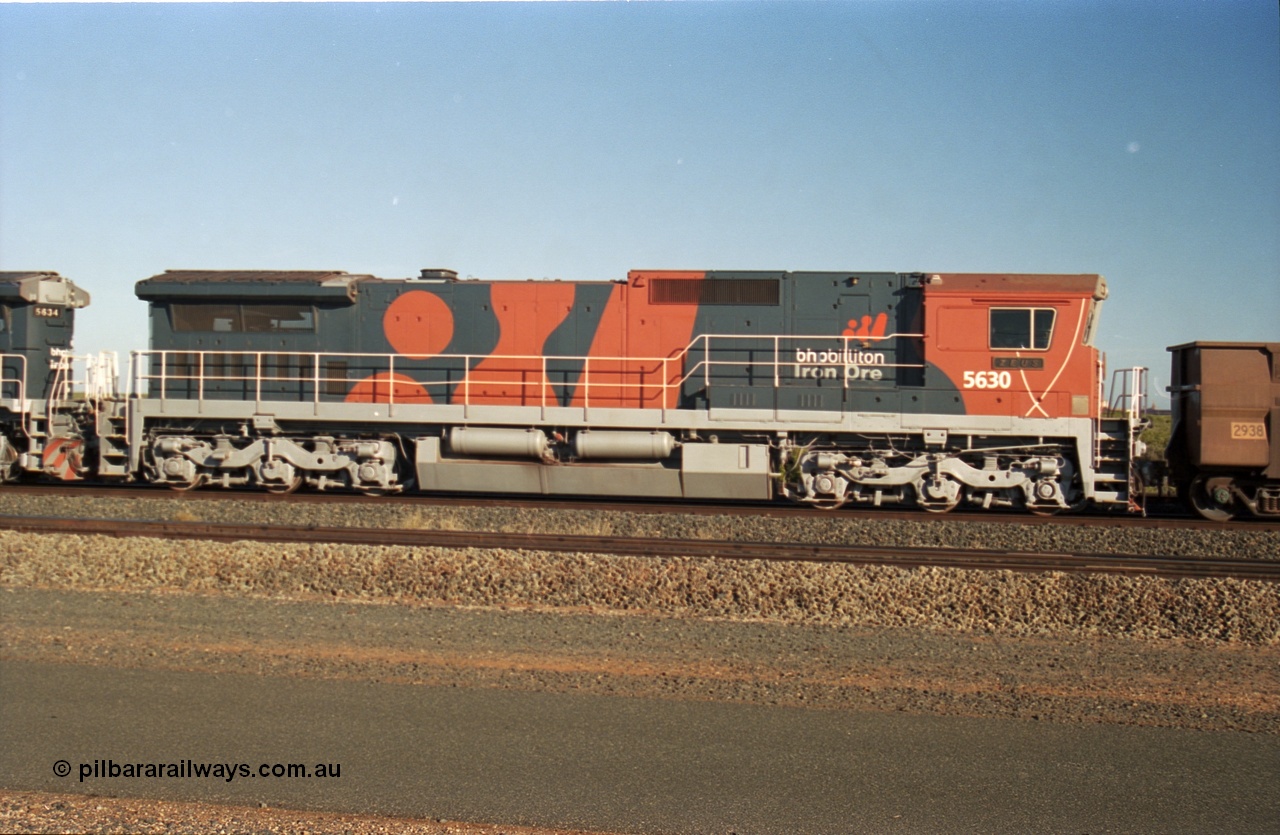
[572,431,676,460]
[447,427,549,459]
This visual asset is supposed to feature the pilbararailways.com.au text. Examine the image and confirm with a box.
[59,758,341,783]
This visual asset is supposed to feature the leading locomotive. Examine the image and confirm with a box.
[118,267,1142,515]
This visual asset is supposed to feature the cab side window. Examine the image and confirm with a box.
[170,304,315,334]
[990,308,1055,350]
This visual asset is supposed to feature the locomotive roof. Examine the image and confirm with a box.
[925,273,1108,300]
[139,270,368,283]
[1168,340,1280,352]
[0,271,91,308]
[134,268,1111,304]
[136,270,375,302]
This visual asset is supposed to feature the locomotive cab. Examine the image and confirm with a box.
[0,271,90,401]
[0,271,93,482]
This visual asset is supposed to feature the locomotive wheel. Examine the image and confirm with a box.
[166,475,206,492]
[1061,494,1089,514]
[357,486,401,497]
[263,474,303,495]
[1189,475,1236,522]
[917,475,961,514]
[0,437,19,483]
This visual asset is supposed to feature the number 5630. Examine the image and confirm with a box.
[962,370,1012,389]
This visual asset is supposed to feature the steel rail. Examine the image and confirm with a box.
[6,483,1280,533]
[0,514,1274,583]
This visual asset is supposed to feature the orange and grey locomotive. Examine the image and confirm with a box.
[10,264,1272,520]
[125,268,1144,514]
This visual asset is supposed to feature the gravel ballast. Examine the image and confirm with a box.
[1,492,1277,644]
[0,789,581,835]
[0,493,1277,560]
[2,528,1276,644]
[3,493,1277,832]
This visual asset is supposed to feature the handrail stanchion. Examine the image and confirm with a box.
[662,356,669,419]
[702,335,709,390]
[773,335,780,390]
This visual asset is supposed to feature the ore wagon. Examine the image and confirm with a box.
[1167,341,1280,520]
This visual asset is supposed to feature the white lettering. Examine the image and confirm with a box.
[962,370,1012,389]
[790,345,888,382]
[796,366,839,379]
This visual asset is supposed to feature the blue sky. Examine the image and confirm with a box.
[2,0,1277,402]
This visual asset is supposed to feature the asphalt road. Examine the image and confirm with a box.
[3,658,1278,834]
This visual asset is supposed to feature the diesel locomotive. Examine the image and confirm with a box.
[1,265,1273,519]
[0,272,100,483]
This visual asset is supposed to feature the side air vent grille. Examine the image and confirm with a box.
[649,278,780,306]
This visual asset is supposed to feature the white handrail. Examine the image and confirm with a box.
[129,329,921,408]
[0,353,27,403]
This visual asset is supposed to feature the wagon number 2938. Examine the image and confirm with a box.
[962,371,1012,389]
[1231,421,1267,440]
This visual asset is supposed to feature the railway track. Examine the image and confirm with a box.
[4,482,1279,532]
[1,514,1275,583]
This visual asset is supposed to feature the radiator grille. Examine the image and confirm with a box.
[649,278,780,306]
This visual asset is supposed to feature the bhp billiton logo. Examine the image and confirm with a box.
[842,312,888,342]
[793,310,891,382]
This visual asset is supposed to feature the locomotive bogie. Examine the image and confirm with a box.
[146,430,406,494]
[778,434,1080,513]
